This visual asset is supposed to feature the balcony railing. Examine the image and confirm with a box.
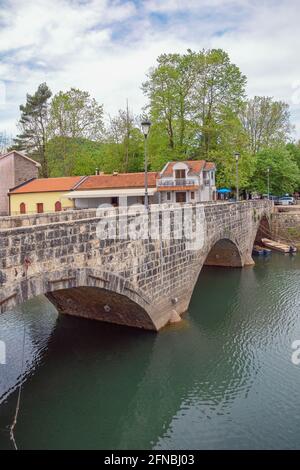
[157,178,199,187]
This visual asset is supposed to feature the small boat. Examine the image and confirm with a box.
[253,245,272,256]
[261,238,297,254]
[252,245,264,256]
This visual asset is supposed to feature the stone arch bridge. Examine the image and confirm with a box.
[0,201,272,331]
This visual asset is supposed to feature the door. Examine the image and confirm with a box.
[176,192,186,203]
[55,201,62,212]
[37,203,44,213]
[20,203,26,214]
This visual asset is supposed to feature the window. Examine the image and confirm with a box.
[176,192,186,203]
[20,203,26,214]
[167,192,171,201]
[190,191,195,200]
[37,203,44,213]
[175,169,186,179]
[111,197,118,207]
[55,201,62,212]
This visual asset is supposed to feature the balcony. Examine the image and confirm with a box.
[157,178,199,188]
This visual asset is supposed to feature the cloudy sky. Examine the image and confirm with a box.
[0,0,300,138]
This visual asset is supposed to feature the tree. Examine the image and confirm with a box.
[143,49,246,159]
[48,88,104,175]
[240,96,291,154]
[191,49,247,156]
[105,104,144,172]
[49,88,104,140]
[253,147,300,195]
[12,83,52,177]
[142,51,198,158]
[209,108,254,192]
[286,141,300,170]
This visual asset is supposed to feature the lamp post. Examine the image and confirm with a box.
[234,152,240,201]
[141,119,151,210]
[267,167,270,200]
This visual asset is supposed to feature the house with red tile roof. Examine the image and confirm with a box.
[64,172,159,209]
[9,176,86,215]
[157,160,216,203]
[7,160,216,215]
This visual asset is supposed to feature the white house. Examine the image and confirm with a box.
[64,172,159,209]
[157,160,216,203]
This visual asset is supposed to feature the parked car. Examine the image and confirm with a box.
[277,196,296,205]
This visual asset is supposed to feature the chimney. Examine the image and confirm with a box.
[95,168,100,175]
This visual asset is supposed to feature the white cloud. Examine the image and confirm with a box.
[0,0,300,139]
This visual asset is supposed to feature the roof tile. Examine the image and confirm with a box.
[10,176,84,194]
[78,172,158,190]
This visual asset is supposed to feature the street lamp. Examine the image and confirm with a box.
[141,119,151,210]
[234,152,240,201]
[267,168,270,200]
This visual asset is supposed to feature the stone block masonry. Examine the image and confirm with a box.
[271,211,300,247]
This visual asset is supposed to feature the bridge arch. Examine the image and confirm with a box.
[203,237,243,268]
[0,267,157,331]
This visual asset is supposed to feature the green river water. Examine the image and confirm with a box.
[0,253,299,449]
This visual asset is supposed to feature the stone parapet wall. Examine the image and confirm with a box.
[0,209,97,230]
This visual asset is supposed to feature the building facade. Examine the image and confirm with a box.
[0,151,40,215]
[157,161,216,204]
[7,160,216,216]
[9,176,85,215]
[65,172,159,209]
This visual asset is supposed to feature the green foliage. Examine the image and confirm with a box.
[46,134,145,177]
[49,88,104,140]
[252,147,300,195]
[286,142,300,169]
[105,106,144,172]
[142,48,247,159]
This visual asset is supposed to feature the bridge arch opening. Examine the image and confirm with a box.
[204,238,243,268]
[45,286,156,331]
[254,215,271,245]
